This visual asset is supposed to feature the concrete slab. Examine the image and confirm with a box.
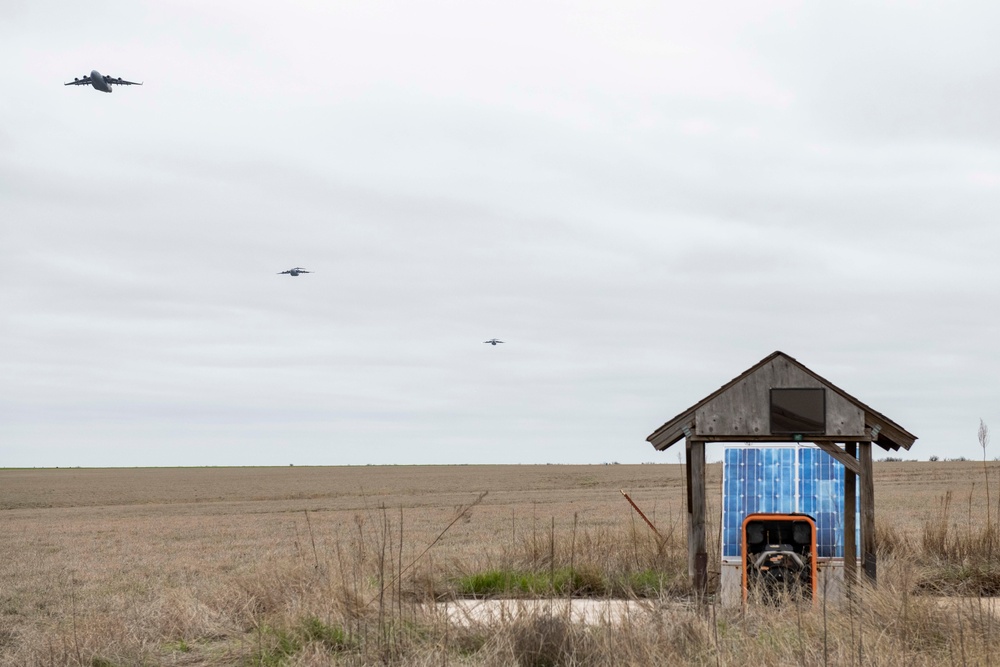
[432,598,671,627]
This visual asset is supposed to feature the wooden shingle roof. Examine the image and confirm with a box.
[646,351,917,452]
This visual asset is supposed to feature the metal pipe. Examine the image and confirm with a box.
[620,489,661,537]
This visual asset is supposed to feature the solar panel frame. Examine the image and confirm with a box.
[721,445,860,560]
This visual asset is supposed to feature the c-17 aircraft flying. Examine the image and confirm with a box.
[65,70,142,93]
[484,338,504,346]
[278,267,312,276]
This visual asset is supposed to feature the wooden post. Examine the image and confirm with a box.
[686,439,693,582]
[844,442,857,591]
[688,438,707,593]
[685,440,693,516]
[859,441,876,583]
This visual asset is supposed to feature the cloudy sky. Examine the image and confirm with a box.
[2,1,998,467]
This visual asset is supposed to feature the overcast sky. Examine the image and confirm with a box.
[2,1,998,467]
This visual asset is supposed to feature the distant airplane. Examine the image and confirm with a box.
[64,70,142,93]
[278,267,312,276]
[484,338,504,346]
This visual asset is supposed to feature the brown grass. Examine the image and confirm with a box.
[1,461,999,665]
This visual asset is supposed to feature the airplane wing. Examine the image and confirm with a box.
[64,76,92,86]
[106,76,142,86]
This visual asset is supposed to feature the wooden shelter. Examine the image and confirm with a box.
[646,351,916,592]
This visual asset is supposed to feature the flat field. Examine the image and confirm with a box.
[1,464,690,616]
[1,461,997,665]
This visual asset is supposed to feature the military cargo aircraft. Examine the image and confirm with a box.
[65,70,142,93]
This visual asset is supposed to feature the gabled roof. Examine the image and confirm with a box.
[646,351,917,452]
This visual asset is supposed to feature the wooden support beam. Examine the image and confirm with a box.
[696,435,871,444]
[859,441,876,584]
[813,441,862,476]
[687,439,707,594]
[685,440,692,513]
[685,440,692,583]
[844,442,857,592]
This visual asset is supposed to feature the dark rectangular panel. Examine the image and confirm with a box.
[770,388,826,434]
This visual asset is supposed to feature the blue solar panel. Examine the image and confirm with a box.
[721,446,860,559]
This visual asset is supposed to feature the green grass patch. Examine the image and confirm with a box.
[163,639,191,653]
[456,567,673,598]
[241,618,354,666]
[300,615,352,651]
[242,625,302,667]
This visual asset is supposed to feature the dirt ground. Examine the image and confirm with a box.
[2,459,992,532]
[1,461,994,598]
[1,460,998,665]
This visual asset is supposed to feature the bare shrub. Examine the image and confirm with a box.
[506,615,579,667]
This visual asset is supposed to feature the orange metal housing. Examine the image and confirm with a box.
[741,513,818,604]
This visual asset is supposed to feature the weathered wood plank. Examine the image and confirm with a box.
[648,352,916,452]
[688,439,707,593]
[695,356,865,439]
[859,441,876,584]
[685,441,692,512]
[844,442,857,592]
[697,435,871,443]
[814,441,862,475]
[648,419,695,452]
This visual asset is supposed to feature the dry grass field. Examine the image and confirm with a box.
[2,461,1000,666]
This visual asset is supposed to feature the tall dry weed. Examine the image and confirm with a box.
[6,464,1000,666]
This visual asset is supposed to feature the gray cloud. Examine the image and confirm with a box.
[2,1,999,466]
